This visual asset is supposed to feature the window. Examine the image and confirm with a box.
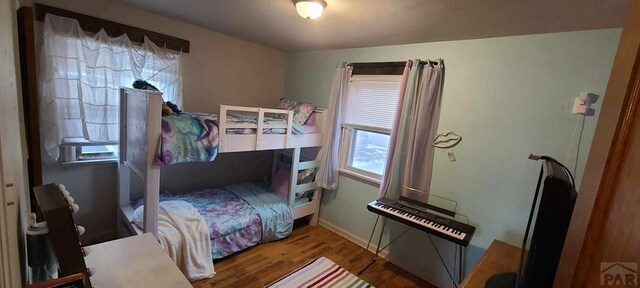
[63,143,119,163]
[40,14,182,164]
[347,129,390,175]
[340,75,402,182]
[77,145,118,160]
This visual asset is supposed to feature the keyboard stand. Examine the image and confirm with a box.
[358,214,386,275]
[358,213,466,287]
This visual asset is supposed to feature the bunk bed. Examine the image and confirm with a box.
[117,88,326,259]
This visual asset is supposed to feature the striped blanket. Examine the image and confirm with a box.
[267,257,373,288]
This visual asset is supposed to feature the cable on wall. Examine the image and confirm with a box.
[565,114,586,175]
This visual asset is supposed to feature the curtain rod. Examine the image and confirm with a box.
[345,60,441,68]
[345,61,405,67]
[34,4,190,53]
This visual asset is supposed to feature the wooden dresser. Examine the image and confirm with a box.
[460,240,521,288]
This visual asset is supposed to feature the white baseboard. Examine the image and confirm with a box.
[318,219,451,287]
[318,219,390,259]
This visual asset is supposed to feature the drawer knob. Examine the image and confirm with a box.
[76,225,85,236]
[70,203,80,214]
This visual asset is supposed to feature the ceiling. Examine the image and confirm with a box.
[110,0,629,52]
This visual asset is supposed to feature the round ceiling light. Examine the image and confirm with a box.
[293,0,327,20]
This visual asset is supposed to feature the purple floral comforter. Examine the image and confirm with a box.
[134,188,262,259]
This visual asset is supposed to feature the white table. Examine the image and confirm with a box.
[84,233,191,287]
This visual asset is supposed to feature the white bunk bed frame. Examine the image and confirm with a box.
[117,88,326,237]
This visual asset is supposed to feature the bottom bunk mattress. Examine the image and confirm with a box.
[134,183,293,259]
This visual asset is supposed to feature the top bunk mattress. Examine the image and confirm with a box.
[156,111,320,165]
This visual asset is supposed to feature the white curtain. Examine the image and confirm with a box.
[379,59,445,203]
[316,66,352,190]
[39,14,182,162]
[379,60,414,197]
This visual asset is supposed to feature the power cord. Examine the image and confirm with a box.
[565,114,586,175]
[573,115,586,175]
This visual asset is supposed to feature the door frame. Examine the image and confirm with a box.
[0,133,17,288]
[572,41,640,287]
[1,0,28,285]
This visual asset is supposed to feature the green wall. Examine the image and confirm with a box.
[284,29,621,285]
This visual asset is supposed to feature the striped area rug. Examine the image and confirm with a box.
[267,257,374,288]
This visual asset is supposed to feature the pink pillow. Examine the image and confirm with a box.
[301,123,320,134]
[306,112,317,126]
[271,168,291,198]
[270,166,318,198]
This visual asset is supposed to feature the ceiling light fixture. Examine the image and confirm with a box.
[293,0,327,20]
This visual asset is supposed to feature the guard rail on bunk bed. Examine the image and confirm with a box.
[219,105,325,152]
[117,88,326,238]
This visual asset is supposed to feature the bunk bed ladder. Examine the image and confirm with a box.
[288,147,301,208]
[286,147,322,225]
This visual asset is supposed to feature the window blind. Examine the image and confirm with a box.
[344,77,401,131]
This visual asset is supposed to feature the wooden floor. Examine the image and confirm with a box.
[193,224,435,288]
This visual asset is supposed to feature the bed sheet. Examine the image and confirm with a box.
[134,188,262,259]
[226,183,293,242]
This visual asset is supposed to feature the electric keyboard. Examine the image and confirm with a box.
[367,197,476,246]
